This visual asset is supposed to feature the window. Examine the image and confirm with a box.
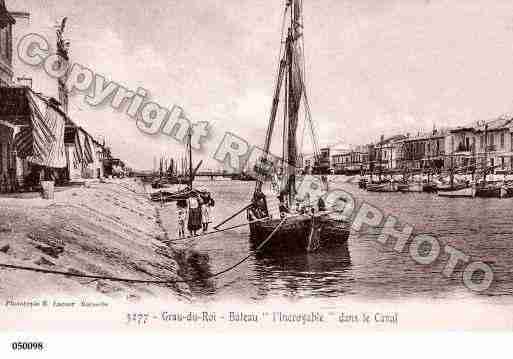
[489,134,494,146]
[500,133,505,149]
[0,143,3,173]
[480,135,484,149]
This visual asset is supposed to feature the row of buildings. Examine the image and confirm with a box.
[0,1,125,193]
[317,119,513,175]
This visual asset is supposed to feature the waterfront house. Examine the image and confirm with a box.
[447,125,476,172]
[331,144,370,174]
[474,117,513,173]
[402,133,428,170]
[0,87,70,191]
[331,150,350,174]
[375,134,406,171]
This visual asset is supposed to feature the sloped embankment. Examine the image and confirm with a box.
[0,179,191,302]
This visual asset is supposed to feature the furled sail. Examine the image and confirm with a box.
[285,0,304,201]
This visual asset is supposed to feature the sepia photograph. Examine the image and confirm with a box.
[1,0,513,354]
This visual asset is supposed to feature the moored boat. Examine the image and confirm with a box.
[366,181,398,192]
[248,212,350,254]
[474,182,513,198]
[243,0,350,253]
[436,182,468,192]
[397,181,423,193]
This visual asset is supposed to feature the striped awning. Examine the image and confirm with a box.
[78,128,94,164]
[0,88,67,169]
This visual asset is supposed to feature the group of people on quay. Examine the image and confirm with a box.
[176,192,215,238]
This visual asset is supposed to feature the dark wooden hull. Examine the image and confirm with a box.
[474,185,513,198]
[422,183,438,193]
[366,182,398,192]
[248,214,350,254]
[436,183,467,192]
[397,182,423,192]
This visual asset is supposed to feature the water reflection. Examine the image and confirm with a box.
[250,243,352,299]
[168,179,513,302]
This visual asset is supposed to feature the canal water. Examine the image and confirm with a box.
[163,177,513,303]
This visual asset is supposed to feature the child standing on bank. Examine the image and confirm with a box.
[176,202,187,238]
[202,200,210,232]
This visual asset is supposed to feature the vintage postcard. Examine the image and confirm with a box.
[0,0,513,355]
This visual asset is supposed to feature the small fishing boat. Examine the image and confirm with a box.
[151,132,212,203]
[474,181,513,198]
[150,187,210,202]
[366,181,398,192]
[436,182,468,192]
[397,181,423,193]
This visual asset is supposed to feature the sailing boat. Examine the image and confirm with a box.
[150,130,210,202]
[245,0,350,253]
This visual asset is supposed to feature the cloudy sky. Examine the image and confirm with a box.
[6,0,513,170]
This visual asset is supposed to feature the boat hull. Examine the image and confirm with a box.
[422,183,438,193]
[474,184,513,198]
[366,182,398,192]
[397,182,423,192]
[248,214,350,254]
[150,188,209,202]
[436,183,467,192]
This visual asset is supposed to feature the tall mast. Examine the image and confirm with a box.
[484,124,488,183]
[450,135,454,187]
[286,0,303,204]
[188,128,193,188]
[255,2,292,193]
[255,0,304,201]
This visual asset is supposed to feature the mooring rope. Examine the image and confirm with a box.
[0,219,287,284]
[164,217,271,245]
